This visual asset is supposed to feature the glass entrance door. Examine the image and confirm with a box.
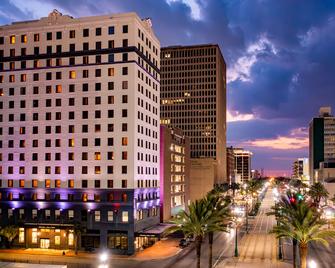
[40,238,50,249]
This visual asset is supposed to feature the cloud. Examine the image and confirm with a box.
[228,35,277,83]
[227,110,255,122]
[242,127,309,150]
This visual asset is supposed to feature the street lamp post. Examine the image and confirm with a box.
[234,223,238,257]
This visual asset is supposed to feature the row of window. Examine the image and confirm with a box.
[3,207,130,223]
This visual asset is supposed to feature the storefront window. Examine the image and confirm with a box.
[55,235,60,245]
[68,230,74,246]
[32,228,38,244]
[107,233,128,250]
[122,211,128,222]
[19,228,24,243]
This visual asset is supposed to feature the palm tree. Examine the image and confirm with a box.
[246,179,263,210]
[270,195,335,268]
[230,183,240,197]
[205,193,231,268]
[308,182,329,206]
[73,221,85,255]
[168,199,212,268]
[0,225,19,248]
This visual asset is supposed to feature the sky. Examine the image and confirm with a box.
[1,0,335,176]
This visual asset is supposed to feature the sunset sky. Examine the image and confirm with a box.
[1,0,335,176]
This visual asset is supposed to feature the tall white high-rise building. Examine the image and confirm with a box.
[0,10,160,254]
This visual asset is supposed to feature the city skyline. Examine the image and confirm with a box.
[1,0,334,175]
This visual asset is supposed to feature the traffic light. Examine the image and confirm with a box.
[289,197,296,203]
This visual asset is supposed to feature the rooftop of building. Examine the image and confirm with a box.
[0,9,159,43]
[162,43,220,50]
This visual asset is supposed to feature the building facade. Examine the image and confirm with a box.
[0,10,160,254]
[309,107,335,183]
[160,44,227,187]
[160,126,190,222]
[233,148,252,183]
[292,158,309,182]
[226,146,235,184]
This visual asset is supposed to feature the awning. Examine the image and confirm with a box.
[136,223,175,236]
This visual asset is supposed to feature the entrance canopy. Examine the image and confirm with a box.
[137,223,175,237]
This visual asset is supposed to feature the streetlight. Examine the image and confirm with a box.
[309,260,317,268]
[98,251,109,268]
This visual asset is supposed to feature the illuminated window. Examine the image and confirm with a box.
[32,228,38,244]
[45,179,51,188]
[68,179,74,188]
[95,166,101,174]
[32,179,38,188]
[69,71,76,79]
[82,193,88,202]
[19,228,25,243]
[56,85,62,93]
[19,179,24,188]
[95,211,100,222]
[108,68,114,76]
[9,75,15,83]
[122,137,128,146]
[108,211,113,222]
[68,210,74,219]
[122,151,128,160]
[19,166,25,174]
[68,231,74,246]
[10,35,15,44]
[55,235,60,245]
[8,179,13,188]
[95,152,101,160]
[55,179,61,188]
[122,211,129,222]
[68,139,74,147]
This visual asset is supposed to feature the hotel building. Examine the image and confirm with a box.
[160,125,190,222]
[309,107,335,183]
[0,10,160,254]
[292,158,309,182]
[160,44,227,199]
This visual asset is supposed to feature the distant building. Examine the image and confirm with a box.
[226,146,235,183]
[309,107,335,183]
[233,148,253,183]
[292,158,309,182]
[251,169,261,179]
[160,44,227,193]
[160,126,190,222]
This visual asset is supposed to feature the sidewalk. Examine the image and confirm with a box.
[0,237,182,261]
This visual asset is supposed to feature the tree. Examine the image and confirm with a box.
[246,179,263,210]
[168,198,223,268]
[270,195,335,268]
[230,183,240,197]
[308,182,329,206]
[0,225,19,248]
[73,221,85,255]
[204,193,231,268]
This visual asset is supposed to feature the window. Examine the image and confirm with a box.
[122,180,127,188]
[68,231,74,246]
[32,228,38,243]
[19,179,24,188]
[95,166,101,174]
[32,179,38,188]
[108,26,115,35]
[69,71,76,79]
[122,151,128,160]
[69,30,76,38]
[122,25,128,33]
[46,32,52,40]
[95,180,100,188]
[122,39,128,47]
[107,152,114,160]
[96,27,102,36]
[122,211,129,222]
[122,166,127,174]
[10,35,16,44]
[108,54,114,63]
[122,67,128,75]
[122,137,128,146]
[19,228,25,243]
[56,31,62,39]
[82,180,88,188]
[34,33,39,42]
[68,179,74,188]
[83,28,89,37]
[68,210,74,219]
[107,166,113,174]
[108,180,114,188]
[108,211,113,222]
[55,179,61,188]
[55,236,60,245]
[122,109,128,117]
[122,81,128,89]
[108,68,114,76]
[95,211,101,222]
